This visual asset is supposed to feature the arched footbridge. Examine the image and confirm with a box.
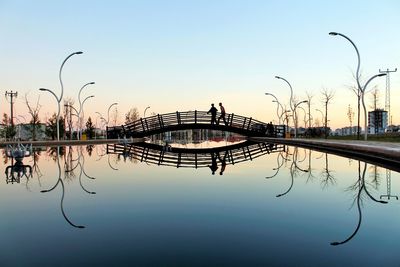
[107,110,285,138]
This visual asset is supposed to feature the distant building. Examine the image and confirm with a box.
[334,126,361,136]
[368,109,388,134]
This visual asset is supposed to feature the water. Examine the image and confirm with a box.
[1,142,400,266]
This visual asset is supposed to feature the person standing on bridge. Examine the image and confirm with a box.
[217,102,227,125]
[207,103,218,125]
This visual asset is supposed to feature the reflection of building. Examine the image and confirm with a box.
[368,109,388,134]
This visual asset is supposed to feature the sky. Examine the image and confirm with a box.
[0,0,399,129]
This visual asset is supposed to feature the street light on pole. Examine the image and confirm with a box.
[361,73,387,140]
[329,32,362,140]
[78,95,95,140]
[265,93,282,125]
[144,106,150,118]
[39,51,83,141]
[294,100,308,138]
[107,102,118,126]
[77,82,95,139]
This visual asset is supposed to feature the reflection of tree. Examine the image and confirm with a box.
[320,153,336,189]
[305,150,316,183]
[368,165,381,190]
[331,161,387,246]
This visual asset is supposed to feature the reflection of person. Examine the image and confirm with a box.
[217,102,227,125]
[217,151,228,175]
[208,152,218,175]
[207,103,218,125]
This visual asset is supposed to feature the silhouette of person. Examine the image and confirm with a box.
[208,152,218,175]
[217,151,228,175]
[207,103,218,125]
[217,102,227,125]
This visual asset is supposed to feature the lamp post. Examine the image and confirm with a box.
[39,51,83,141]
[293,100,308,138]
[329,32,362,139]
[107,102,118,126]
[361,73,386,140]
[265,93,282,125]
[275,76,294,112]
[77,81,95,139]
[78,95,95,140]
[144,106,150,118]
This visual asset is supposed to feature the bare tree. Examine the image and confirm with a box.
[64,97,76,140]
[125,107,139,124]
[321,88,335,139]
[306,91,314,129]
[25,93,42,141]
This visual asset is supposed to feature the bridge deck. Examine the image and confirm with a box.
[107,110,285,138]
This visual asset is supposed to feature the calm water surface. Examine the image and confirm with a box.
[1,142,400,266]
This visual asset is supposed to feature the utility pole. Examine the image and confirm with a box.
[5,90,18,126]
[347,105,354,135]
[379,68,397,125]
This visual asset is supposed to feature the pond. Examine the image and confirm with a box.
[1,140,400,266]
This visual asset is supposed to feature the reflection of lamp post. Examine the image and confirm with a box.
[39,51,83,141]
[293,100,308,138]
[265,93,282,125]
[144,106,150,118]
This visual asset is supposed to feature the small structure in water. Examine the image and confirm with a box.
[5,144,33,184]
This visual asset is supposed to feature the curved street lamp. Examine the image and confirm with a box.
[78,95,95,140]
[265,93,282,125]
[144,106,150,118]
[107,102,118,127]
[275,76,294,112]
[77,81,95,139]
[39,51,83,141]
[329,32,362,139]
[293,100,308,138]
[361,73,386,140]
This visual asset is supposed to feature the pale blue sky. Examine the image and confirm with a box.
[0,0,399,128]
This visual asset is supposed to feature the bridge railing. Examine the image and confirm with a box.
[117,110,284,137]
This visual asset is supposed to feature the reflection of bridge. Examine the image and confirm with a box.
[106,141,285,169]
[107,110,285,138]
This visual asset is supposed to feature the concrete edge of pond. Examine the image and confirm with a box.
[0,138,145,148]
[250,137,400,172]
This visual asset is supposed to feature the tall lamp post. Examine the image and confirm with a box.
[275,76,295,137]
[107,102,118,126]
[39,51,83,141]
[78,95,95,140]
[77,82,95,139]
[329,32,362,139]
[265,93,282,125]
[144,106,150,118]
[294,100,308,138]
[361,73,386,140]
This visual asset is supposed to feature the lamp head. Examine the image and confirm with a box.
[89,81,95,85]
[39,88,47,91]
[329,32,338,36]
[75,51,83,55]
[378,73,387,77]
[265,93,271,95]
[275,76,281,79]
